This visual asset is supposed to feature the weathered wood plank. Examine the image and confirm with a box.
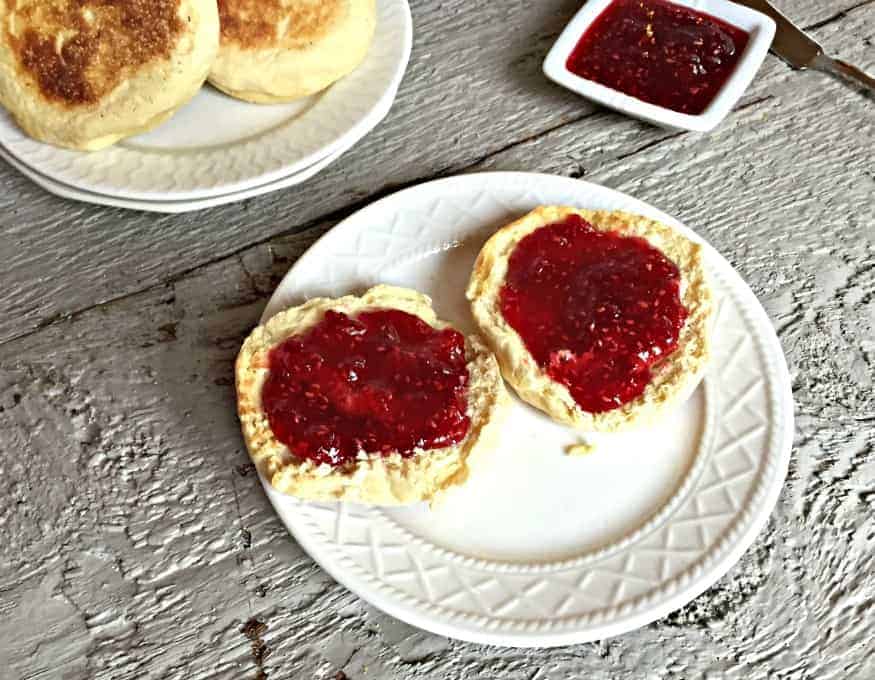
[776,0,875,27]
[0,0,870,345]
[0,0,590,345]
[0,3,873,679]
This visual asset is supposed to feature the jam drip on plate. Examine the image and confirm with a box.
[500,214,688,413]
[567,0,750,115]
[262,309,471,466]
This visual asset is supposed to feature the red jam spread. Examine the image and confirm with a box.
[566,0,750,115]
[262,309,471,466]
[500,215,688,413]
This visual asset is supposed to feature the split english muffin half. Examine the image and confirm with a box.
[236,285,508,505]
[467,206,714,433]
[211,0,377,103]
[0,0,219,150]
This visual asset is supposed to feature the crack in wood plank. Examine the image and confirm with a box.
[804,0,875,31]
[230,469,254,615]
[615,132,686,161]
[735,95,777,112]
[240,617,270,680]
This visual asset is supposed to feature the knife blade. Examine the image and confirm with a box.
[736,0,875,94]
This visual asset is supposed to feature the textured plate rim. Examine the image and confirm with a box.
[258,172,794,647]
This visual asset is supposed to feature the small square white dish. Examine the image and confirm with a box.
[543,0,776,132]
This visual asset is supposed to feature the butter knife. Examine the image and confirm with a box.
[737,0,875,94]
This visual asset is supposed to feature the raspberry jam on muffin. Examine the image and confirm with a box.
[499,213,688,413]
[261,308,471,466]
[468,207,713,432]
[236,286,506,505]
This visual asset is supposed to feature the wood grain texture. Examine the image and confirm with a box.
[0,0,871,346]
[0,1,873,678]
[0,0,591,345]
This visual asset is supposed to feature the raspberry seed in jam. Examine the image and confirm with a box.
[261,309,471,467]
[500,215,688,413]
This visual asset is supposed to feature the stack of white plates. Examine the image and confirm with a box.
[0,0,411,213]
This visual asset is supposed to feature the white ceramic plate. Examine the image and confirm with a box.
[0,68,401,213]
[0,0,411,201]
[259,173,793,647]
[0,133,355,213]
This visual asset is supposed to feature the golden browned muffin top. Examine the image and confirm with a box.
[217,0,344,50]
[5,0,184,106]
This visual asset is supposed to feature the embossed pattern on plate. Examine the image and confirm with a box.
[0,0,411,201]
[260,173,794,647]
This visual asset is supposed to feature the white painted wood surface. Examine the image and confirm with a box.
[0,1,873,678]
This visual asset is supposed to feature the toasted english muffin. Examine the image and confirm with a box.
[0,0,219,151]
[211,0,376,103]
[467,207,713,433]
[236,285,508,505]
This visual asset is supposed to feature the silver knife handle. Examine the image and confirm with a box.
[811,53,875,95]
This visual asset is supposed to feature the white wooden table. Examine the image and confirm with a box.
[1,2,873,677]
